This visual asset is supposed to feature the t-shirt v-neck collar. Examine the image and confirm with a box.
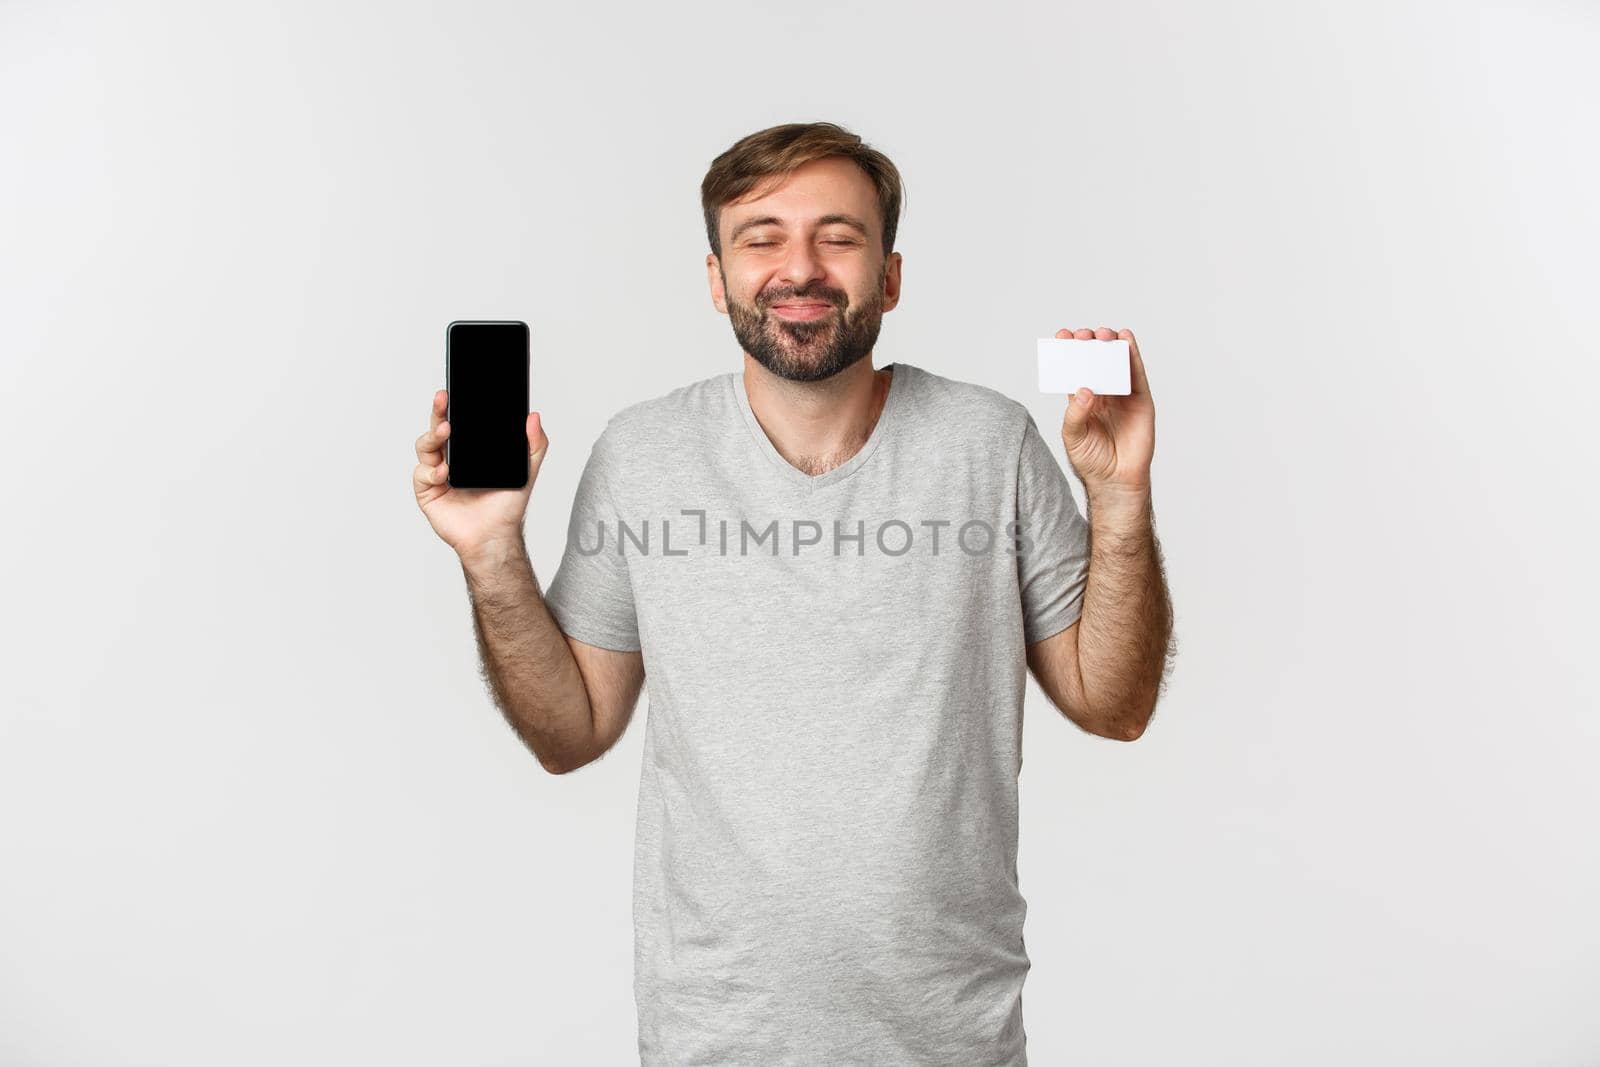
[731,362,908,491]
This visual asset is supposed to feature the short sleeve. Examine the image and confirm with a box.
[541,422,641,652]
[1014,408,1091,645]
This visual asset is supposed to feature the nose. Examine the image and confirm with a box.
[776,240,827,295]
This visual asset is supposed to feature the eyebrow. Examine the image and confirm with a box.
[728,213,870,242]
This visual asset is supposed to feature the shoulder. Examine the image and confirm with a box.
[602,370,733,436]
[895,361,1033,446]
[589,369,735,461]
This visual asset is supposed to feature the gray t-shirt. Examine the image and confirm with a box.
[542,360,1090,1065]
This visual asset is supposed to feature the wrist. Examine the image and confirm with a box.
[458,535,529,574]
[1086,479,1150,506]
[1086,481,1151,523]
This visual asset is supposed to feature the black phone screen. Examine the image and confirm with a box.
[446,321,530,489]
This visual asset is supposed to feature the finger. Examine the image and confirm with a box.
[429,389,447,432]
[1117,329,1152,396]
[528,411,548,463]
[1062,387,1096,448]
[416,419,450,464]
[1093,326,1115,340]
[413,459,447,493]
[1055,327,1075,338]
[1072,328,1094,340]
[528,412,545,455]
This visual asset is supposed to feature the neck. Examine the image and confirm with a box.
[741,357,893,477]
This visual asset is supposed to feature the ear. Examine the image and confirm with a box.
[706,253,728,314]
[880,251,902,313]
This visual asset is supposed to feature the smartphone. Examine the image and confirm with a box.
[445,320,530,489]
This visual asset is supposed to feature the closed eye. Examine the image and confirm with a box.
[747,240,857,248]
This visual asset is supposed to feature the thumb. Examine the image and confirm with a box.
[527,411,549,476]
[1061,388,1096,450]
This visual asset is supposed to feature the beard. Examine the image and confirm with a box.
[725,269,886,384]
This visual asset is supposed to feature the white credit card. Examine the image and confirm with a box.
[1037,337,1132,395]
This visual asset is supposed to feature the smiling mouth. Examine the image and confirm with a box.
[771,302,835,320]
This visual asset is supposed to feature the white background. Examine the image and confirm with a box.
[2,1,1596,1063]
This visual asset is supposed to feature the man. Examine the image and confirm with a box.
[413,121,1174,1065]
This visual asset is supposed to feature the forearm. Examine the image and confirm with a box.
[1078,485,1174,738]
[459,538,595,773]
